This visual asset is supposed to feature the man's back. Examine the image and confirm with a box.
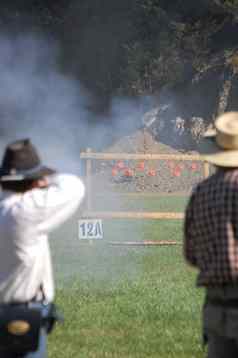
[184,168,238,286]
[0,174,85,303]
[184,112,238,358]
[0,138,86,357]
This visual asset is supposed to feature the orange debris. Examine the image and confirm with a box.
[191,162,198,171]
[148,169,156,177]
[124,168,134,177]
[137,161,145,171]
[173,166,181,177]
[111,168,118,177]
[116,161,125,170]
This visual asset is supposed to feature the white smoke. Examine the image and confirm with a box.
[0,33,151,175]
[0,34,91,172]
[0,33,153,286]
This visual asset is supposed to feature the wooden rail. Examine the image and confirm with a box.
[81,211,184,219]
[80,152,202,160]
[95,191,190,197]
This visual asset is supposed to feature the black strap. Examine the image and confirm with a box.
[30,284,46,303]
[207,297,238,308]
[41,303,64,334]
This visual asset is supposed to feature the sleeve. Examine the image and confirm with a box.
[19,174,85,234]
[183,191,198,267]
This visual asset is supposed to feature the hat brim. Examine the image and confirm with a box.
[29,166,56,179]
[0,165,56,182]
[198,136,238,167]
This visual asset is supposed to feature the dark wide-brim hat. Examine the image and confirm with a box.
[198,112,238,167]
[0,138,56,182]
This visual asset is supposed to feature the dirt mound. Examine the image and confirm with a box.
[105,129,184,154]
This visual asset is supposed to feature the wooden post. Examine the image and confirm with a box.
[86,148,92,212]
[203,161,210,179]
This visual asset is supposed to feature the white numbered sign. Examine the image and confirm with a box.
[78,219,103,240]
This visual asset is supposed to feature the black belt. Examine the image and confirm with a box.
[0,301,45,308]
[206,297,238,308]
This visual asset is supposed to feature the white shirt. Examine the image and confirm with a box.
[0,174,85,303]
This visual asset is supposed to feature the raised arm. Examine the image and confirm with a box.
[18,174,85,234]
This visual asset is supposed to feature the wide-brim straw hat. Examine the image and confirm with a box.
[198,111,238,167]
[0,138,56,182]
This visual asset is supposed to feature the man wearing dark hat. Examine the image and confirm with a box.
[184,111,238,357]
[0,139,85,357]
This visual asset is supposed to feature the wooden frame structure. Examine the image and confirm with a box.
[80,149,210,219]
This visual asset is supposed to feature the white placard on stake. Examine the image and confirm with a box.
[78,219,103,240]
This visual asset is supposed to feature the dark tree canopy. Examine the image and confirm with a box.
[0,0,238,117]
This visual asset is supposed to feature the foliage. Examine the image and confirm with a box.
[213,0,238,12]
[119,1,231,96]
[0,1,237,103]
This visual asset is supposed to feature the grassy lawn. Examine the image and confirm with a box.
[48,196,205,358]
[93,195,189,212]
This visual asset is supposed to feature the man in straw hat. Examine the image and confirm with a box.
[0,138,85,357]
[184,111,238,357]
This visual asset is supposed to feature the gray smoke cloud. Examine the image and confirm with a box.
[0,33,90,172]
[0,33,153,286]
[0,33,152,174]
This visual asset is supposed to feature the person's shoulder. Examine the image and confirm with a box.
[199,170,220,187]
[224,168,238,183]
[189,173,215,199]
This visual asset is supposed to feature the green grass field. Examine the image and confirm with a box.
[93,195,189,212]
[48,196,206,358]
